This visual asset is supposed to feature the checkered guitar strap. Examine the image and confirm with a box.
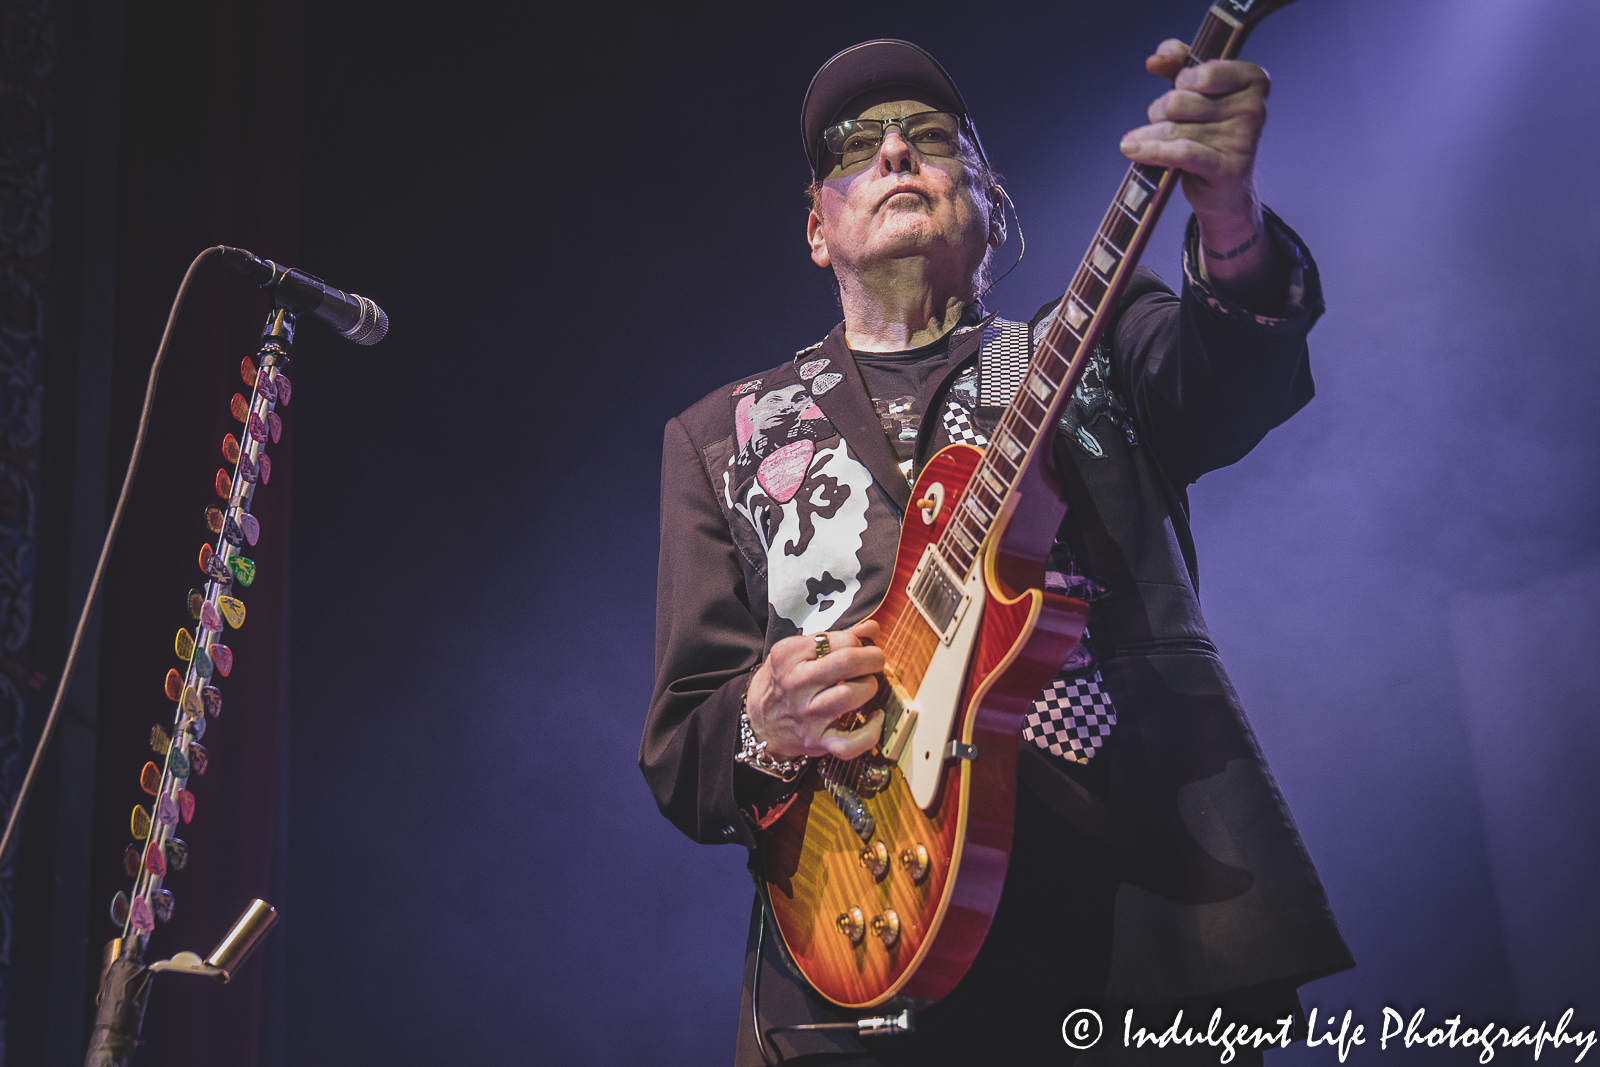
[945,318,1119,766]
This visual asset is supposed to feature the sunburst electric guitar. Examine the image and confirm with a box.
[759,0,1298,1010]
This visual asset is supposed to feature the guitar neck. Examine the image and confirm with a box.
[934,1,1277,579]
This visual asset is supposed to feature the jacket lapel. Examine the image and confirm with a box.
[805,324,913,513]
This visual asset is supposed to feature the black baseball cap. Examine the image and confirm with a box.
[801,39,989,178]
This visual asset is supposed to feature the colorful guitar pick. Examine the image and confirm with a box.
[150,724,171,756]
[266,411,282,443]
[156,793,179,827]
[231,393,249,422]
[164,668,184,701]
[255,367,278,402]
[201,685,221,718]
[205,552,233,583]
[205,507,225,534]
[188,588,205,618]
[140,761,161,795]
[240,356,257,387]
[214,468,232,498]
[200,599,222,631]
[218,596,245,628]
[164,838,188,872]
[198,543,214,575]
[237,453,258,484]
[247,412,268,443]
[227,556,255,586]
[191,643,213,678]
[188,742,208,775]
[239,511,260,545]
[182,685,202,716]
[274,374,291,405]
[152,888,175,923]
[130,895,154,933]
[222,433,242,464]
[167,745,190,779]
[208,643,233,677]
[187,712,205,741]
[221,515,244,547]
[144,845,166,877]
[123,843,142,877]
[131,805,151,840]
[175,628,196,662]
[110,891,130,927]
[258,453,272,484]
[177,788,195,824]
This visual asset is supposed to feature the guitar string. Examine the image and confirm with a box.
[826,139,1187,822]
[890,39,1212,595]
[934,179,1154,579]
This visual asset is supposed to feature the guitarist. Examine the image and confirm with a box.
[643,37,1353,1066]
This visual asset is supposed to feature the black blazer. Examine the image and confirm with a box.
[642,212,1354,1057]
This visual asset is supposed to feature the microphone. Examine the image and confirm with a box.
[219,247,389,345]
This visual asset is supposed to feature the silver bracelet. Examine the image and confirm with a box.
[735,692,810,782]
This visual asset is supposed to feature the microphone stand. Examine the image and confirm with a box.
[83,303,292,1067]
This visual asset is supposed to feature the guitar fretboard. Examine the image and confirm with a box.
[928,2,1258,581]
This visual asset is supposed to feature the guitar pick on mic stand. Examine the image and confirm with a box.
[56,247,388,1067]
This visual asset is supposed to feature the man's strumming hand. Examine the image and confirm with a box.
[747,621,885,761]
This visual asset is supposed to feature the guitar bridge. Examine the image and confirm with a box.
[878,678,918,764]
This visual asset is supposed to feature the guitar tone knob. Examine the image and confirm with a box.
[870,909,900,948]
[899,843,930,883]
[858,841,889,880]
[836,906,865,945]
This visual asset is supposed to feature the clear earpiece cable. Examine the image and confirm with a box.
[978,185,1025,301]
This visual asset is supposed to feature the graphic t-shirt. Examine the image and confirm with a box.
[850,334,961,474]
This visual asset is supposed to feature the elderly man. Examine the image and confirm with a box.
[643,37,1352,1066]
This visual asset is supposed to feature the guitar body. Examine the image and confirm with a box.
[760,444,1088,1008]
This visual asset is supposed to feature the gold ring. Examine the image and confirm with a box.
[813,634,831,659]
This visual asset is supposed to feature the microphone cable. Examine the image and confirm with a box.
[0,245,226,868]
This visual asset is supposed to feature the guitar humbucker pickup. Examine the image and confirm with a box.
[907,545,973,645]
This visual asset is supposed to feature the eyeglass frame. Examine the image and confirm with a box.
[813,110,989,178]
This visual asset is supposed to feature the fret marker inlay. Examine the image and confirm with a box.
[1091,244,1118,276]
[1064,299,1089,331]
[996,432,1023,461]
[1026,370,1051,401]
[1122,182,1150,212]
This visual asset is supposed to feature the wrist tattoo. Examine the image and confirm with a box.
[1203,225,1264,261]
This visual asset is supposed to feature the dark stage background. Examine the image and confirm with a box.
[7,0,1599,1064]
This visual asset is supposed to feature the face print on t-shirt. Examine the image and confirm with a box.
[733,384,832,484]
[719,377,875,636]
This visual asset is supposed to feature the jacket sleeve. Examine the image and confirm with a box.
[1110,208,1324,486]
[640,415,768,847]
